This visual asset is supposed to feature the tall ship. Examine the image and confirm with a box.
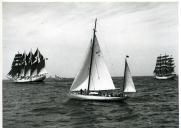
[153,54,176,80]
[69,19,136,101]
[7,48,48,82]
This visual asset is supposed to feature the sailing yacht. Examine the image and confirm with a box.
[69,19,136,101]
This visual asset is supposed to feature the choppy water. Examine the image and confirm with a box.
[3,76,178,128]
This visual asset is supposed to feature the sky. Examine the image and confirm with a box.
[3,2,178,78]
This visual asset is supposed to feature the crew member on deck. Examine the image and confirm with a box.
[84,89,87,94]
[80,89,83,94]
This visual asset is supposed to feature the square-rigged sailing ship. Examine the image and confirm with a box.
[7,48,48,82]
[153,54,176,80]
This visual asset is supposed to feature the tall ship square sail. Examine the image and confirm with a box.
[153,54,176,80]
[7,48,48,82]
[69,19,136,101]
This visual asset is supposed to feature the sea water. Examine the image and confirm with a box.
[3,76,178,128]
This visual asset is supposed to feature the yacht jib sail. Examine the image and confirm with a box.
[153,54,176,80]
[70,40,92,91]
[7,48,48,82]
[69,19,136,101]
[123,56,136,93]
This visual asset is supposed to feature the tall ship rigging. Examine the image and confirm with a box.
[153,54,176,80]
[69,19,136,101]
[7,48,48,82]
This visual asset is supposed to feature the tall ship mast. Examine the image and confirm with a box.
[7,48,48,82]
[153,54,176,80]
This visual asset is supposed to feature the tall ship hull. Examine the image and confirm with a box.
[7,48,48,83]
[154,74,176,80]
[13,74,46,83]
[153,54,176,80]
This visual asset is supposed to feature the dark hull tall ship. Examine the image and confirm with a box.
[69,19,136,101]
[153,54,176,80]
[7,48,48,83]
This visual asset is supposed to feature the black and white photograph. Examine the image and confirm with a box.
[2,2,178,128]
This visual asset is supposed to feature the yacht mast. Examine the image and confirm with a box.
[87,18,97,94]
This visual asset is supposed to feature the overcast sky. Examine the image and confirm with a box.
[3,2,178,78]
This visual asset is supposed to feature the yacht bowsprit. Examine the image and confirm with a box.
[69,19,136,101]
[7,48,48,82]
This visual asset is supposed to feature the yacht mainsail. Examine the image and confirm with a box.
[89,36,115,91]
[70,19,115,92]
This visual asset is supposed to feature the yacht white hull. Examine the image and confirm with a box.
[69,93,128,101]
[154,74,176,80]
[12,74,46,83]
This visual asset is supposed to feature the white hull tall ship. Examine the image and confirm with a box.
[7,49,48,83]
[153,54,176,80]
[69,19,136,101]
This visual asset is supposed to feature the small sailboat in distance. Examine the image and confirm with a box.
[69,19,136,101]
